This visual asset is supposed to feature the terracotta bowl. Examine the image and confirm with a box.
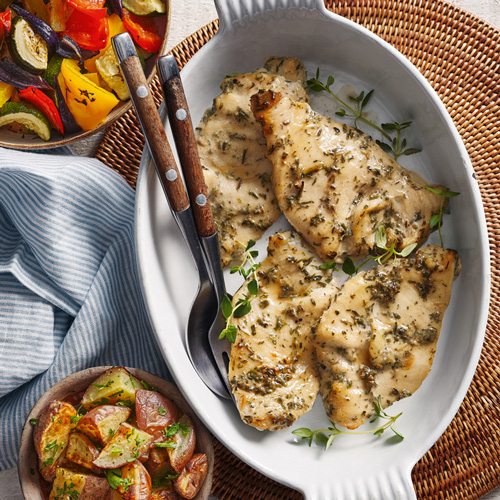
[17,366,214,500]
[0,8,170,151]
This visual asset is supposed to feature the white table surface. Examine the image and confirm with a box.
[2,0,499,498]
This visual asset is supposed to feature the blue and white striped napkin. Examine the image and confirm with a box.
[0,147,169,470]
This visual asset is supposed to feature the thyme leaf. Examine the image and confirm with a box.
[219,240,260,343]
[376,121,421,161]
[319,261,339,271]
[292,396,403,451]
[425,186,460,247]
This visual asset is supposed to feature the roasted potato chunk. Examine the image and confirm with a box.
[117,460,152,500]
[76,405,131,445]
[135,390,181,442]
[93,423,153,469]
[151,486,180,499]
[65,432,101,472]
[81,367,141,410]
[34,401,77,481]
[165,415,196,473]
[144,447,174,480]
[173,454,208,499]
[49,467,110,500]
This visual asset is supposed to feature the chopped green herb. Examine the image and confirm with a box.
[153,441,176,449]
[129,374,138,389]
[54,481,79,500]
[44,440,59,452]
[115,399,134,408]
[105,469,134,492]
[93,380,114,391]
[139,379,157,391]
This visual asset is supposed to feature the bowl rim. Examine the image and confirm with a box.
[0,2,172,151]
[17,365,214,500]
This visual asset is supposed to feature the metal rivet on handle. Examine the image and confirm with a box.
[176,108,187,121]
[195,194,207,206]
[136,86,148,98]
[166,169,178,181]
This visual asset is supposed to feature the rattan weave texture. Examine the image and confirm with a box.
[95,1,500,498]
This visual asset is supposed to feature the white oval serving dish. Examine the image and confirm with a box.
[134,1,490,498]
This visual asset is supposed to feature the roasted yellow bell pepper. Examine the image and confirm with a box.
[60,58,119,131]
[84,13,125,73]
[0,82,14,108]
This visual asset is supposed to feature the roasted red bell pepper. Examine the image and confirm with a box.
[18,86,64,135]
[0,10,11,34]
[66,0,107,19]
[63,9,109,51]
[123,8,162,53]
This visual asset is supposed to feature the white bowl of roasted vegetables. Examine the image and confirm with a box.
[18,366,213,500]
[0,0,168,149]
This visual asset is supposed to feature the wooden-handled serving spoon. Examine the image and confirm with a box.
[112,33,231,399]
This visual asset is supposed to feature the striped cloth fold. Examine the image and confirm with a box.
[0,148,169,470]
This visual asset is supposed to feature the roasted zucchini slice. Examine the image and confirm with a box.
[8,16,48,74]
[0,101,51,140]
[122,0,165,16]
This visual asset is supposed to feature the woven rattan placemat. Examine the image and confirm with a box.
[95,1,500,498]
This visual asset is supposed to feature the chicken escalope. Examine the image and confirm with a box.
[251,90,444,263]
[228,231,338,430]
[196,58,309,266]
[314,245,460,429]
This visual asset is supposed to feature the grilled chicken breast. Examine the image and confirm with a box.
[196,57,309,266]
[228,231,338,430]
[251,90,444,262]
[314,245,460,429]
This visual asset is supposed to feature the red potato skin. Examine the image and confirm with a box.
[33,400,77,481]
[167,415,196,473]
[135,390,181,442]
[144,447,173,480]
[173,453,208,500]
[77,475,111,500]
[118,460,152,500]
[49,467,111,500]
[76,404,131,445]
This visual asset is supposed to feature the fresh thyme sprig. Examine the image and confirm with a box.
[376,122,421,161]
[306,69,421,161]
[425,186,460,247]
[324,225,418,277]
[292,396,404,451]
[219,240,260,343]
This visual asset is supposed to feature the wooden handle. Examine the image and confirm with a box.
[119,55,189,212]
[159,57,216,237]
